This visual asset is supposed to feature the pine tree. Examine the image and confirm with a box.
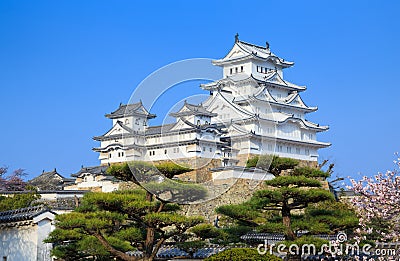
[217,156,358,260]
[47,161,206,261]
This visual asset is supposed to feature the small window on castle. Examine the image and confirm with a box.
[241,66,243,72]
[235,67,238,73]
[197,120,200,126]
[3,256,7,261]
[230,68,233,74]
[287,147,292,153]
[109,153,112,158]
[205,121,208,125]
[125,119,129,125]
[203,147,206,152]
[209,147,212,152]
[143,120,147,126]
[305,149,310,155]
[164,149,167,154]
[118,152,120,157]
[256,66,259,72]
[135,118,139,125]
[121,152,124,157]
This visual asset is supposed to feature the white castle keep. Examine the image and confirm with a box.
[93,36,330,168]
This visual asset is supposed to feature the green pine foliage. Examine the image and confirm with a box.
[107,161,207,203]
[246,155,298,175]
[217,155,359,259]
[0,190,41,211]
[189,223,225,240]
[47,161,204,261]
[155,161,192,178]
[46,189,203,261]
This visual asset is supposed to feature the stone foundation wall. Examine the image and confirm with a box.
[180,179,267,222]
[151,158,221,183]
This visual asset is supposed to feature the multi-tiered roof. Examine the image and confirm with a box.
[201,35,330,160]
[213,35,294,68]
[93,35,330,165]
[105,101,156,119]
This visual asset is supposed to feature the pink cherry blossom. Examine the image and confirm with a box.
[347,154,400,242]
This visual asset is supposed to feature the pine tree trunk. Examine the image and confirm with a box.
[282,205,301,261]
[144,191,155,261]
[282,203,296,241]
[144,227,155,261]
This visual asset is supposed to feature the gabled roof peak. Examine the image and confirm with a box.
[235,33,270,51]
[238,39,271,53]
[169,101,217,118]
[106,101,155,119]
[71,165,109,177]
[213,36,294,68]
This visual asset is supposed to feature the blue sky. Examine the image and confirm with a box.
[0,1,399,184]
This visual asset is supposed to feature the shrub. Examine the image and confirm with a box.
[204,248,281,261]
[246,155,298,175]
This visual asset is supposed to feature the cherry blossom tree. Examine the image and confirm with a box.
[0,166,27,191]
[348,155,400,242]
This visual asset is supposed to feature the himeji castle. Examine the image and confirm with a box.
[93,35,330,169]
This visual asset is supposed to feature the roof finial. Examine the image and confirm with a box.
[266,41,270,50]
[235,33,239,43]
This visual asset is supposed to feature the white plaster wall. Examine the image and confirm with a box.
[212,169,275,181]
[269,87,290,101]
[36,219,53,261]
[222,61,252,78]
[146,142,219,161]
[112,116,147,132]
[252,60,281,77]
[101,182,119,192]
[0,216,54,261]
[0,225,38,261]
[76,179,119,192]
[194,115,211,126]
[278,123,301,140]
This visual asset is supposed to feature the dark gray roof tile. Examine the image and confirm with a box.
[0,206,52,223]
[71,165,109,177]
[169,101,217,118]
[105,102,156,119]
[28,169,74,191]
